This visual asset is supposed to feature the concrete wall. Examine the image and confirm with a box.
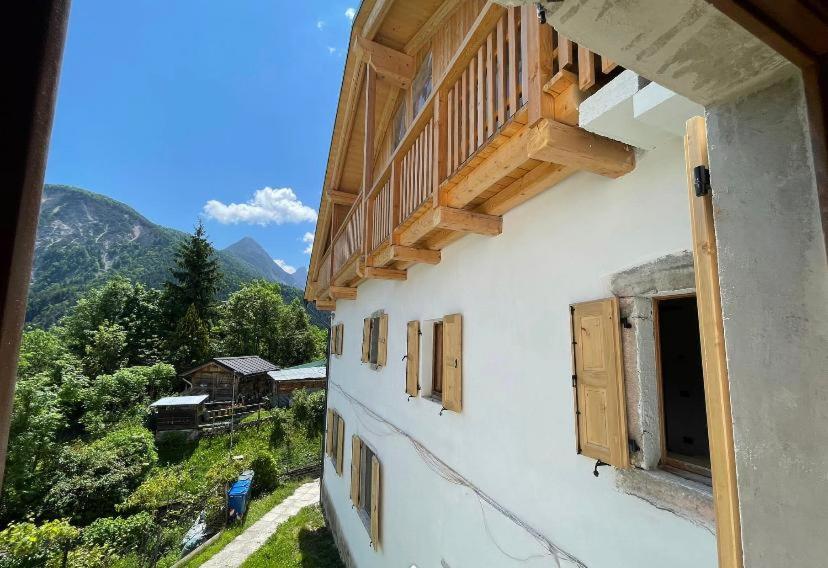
[322,137,718,568]
[706,74,828,567]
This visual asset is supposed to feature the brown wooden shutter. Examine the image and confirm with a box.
[370,454,381,548]
[377,314,389,366]
[335,415,345,476]
[325,410,334,456]
[405,320,420,396]
[361,319,371,363]
[442,313,463,412]
[337,323,344,355]
[350,435,362,506]
[571,298,629,468]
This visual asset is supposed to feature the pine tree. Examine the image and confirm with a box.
[170,304,213,370]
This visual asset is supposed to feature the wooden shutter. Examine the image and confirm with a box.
[442,313,463,412]
[405,320,420,396]
[335,416,345,476]
[361,319,371,363]
[377,314,389,366]
[325,410,334,456]
[350,435,362,506]
[571,298,629,468]
[337,323,344,355]
[370,454,381,548]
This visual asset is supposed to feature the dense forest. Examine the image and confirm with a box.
[0,223,328,566]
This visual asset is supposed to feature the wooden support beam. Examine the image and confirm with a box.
[362,0,395,40]
[524,4,555,124]
[442,127,534,208]
[527,118,635,178]
[435,207,502,236]
[328,189,359,206]
[316,300,337,311]
[329,286,358,300]
[542,70,583,127]
[360,266,407,281]
[391,245,440,265]
[476,162,576,216]
[358,37,414,89]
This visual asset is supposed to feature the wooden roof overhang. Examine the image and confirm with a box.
[305,1,637,308]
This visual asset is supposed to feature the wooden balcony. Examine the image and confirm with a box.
[308,2,635,309]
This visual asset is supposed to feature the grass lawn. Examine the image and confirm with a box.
[180,479,306,568]
[240,505,343,568]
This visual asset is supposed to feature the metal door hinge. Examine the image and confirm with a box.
[694,165,711,197]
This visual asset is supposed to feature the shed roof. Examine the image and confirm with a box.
[268,363,326,382]
[181,356,279,377]
[150,394,209,407]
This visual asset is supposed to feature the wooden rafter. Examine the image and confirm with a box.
[358,37,415,89]
[362,0,396,41]
[330,286,358,300]
[328,190,359,206]
[359,265,407,281]
[316,300,337,311]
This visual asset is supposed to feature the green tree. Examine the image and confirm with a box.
[162,221,221,325]
[276,299,323,366]
[218,280,284,362]
[0,518,79,567]
[82,321,128,377]
[170,304,214,370]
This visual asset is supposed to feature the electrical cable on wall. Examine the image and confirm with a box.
[329,381,588,568]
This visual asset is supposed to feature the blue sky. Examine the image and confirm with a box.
[45,1,357,274]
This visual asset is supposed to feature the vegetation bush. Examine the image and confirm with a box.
[291,389,326,435]
[81,512,155,555]
[0,518,79,568]
[250,453,280,497]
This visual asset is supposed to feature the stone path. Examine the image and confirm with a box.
[201,479,320,568]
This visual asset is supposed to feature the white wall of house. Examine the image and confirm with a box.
[322,135,717,568]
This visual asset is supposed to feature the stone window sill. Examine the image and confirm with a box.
[616,467,715,532]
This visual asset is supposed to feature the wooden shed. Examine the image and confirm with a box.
[268,359,327,407]
[150,394,208,431]
[180,356,279,402]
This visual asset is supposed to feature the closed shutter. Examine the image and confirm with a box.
[442,313,463,412]
[361,319,371,363]
[571,298,629,468]
[377,314,389,367]
[335,415,345,476]
[337,323,344,355]
[326,410,334,456]
[370,454,381,549]
[350,435,362,506]
[406,320,420,396]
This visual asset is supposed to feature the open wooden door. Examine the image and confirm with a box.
[684,116,743,568]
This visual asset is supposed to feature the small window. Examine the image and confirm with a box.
[411,52,432,117]
[331,323,344,356]
[326,410,345,476]
[369,317,380,365]
[655,296,711,480]
[431,321,443,397]
[417,314,462,411]
[359,443,375,519]
[361,313,388,368]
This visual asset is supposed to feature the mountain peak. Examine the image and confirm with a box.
[223,236,295,286]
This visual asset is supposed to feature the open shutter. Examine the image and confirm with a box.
[405,320,420,396]
[370,455,381,549]
[361,319,371,363]
[325,410,334,456]
[350,435,362,506]
[442,313,463,412]
[337,323,344,355]
[377,314,389,366]
[571,298,629,468]
[335,416,345,476]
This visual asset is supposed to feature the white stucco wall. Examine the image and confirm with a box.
[322,137,717,568]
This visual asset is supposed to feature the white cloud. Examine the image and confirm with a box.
[203,187,317,226]
[344,7,356,20]
[273,259,297,274]
[327,46,337,55]
[302,232,314,254]
[316,20,326,30]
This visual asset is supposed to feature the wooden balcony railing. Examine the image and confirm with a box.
[313,3,631,302]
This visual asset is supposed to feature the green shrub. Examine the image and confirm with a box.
[81,512,155,555]
[250,453,280,496]
[0,519,78,568]
[290,389,326,435]
[268,408,288,446]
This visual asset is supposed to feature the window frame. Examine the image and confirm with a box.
[327,410,345,476]
[653,293,712,482]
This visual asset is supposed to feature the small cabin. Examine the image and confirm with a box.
[268,359,327,407]
[180,356,279,402]
[150,394,208,432]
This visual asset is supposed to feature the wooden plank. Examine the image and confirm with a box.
[519,5,529,106]
[524,5,555,124]
[443,126,533,208]
[527,118,635,178]
[452,84,460,171]
[543,69,577,96]
[495,15,506,128]
[601,55,617,74]
[684,115,743,568]
[486,32,495,137]
[468,58,476,154]
[507,7,518,116]
[438,2,505,90]
[362,0,395,40]
[392,245,441,265]
[476,162,576,216]
[350,436,361,505]
[434,92,447,206]
[361,266,407,281]
[328,189,359,206]
[406,321,420,396]
[329,286,358,300]
[404,0,463,56]
[358,37,415,89]
[461,68,468,162]
[435,207,502,236]
[370,455,381,548]
[558,35,573,69]
[441,314,463,413]
[578,45,595,91]
[316,300,337,311]
[477,45,485,147]
[363,64,376,255]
